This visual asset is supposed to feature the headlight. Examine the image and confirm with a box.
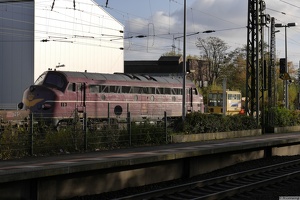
[30,86,35,92]
[42,103,52,110]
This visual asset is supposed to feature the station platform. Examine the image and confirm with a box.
[1,132,300,183]
[1,132,300,200]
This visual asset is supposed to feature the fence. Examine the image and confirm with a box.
[0,103,19,110]
[0,111,170,160]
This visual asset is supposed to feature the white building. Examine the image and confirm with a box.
[0,0,124,107]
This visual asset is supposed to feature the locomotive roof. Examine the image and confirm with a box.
[49,70,193,85]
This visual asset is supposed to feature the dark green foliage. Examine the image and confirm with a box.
[88,124,124,150]
[176,112,258,134]
[227,115,258,131]
[265,107,300,127]
[130,121,166,146]
[0,124,30,160]
[4,107,300,160]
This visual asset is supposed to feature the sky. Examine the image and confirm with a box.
[95,0,300,68]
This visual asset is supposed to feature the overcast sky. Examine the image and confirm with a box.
[96,0,300,67]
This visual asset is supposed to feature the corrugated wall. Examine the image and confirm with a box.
[0,0,124,106]
[0,2,34,106]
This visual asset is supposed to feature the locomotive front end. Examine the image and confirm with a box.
[18,71,67,126]
[19,85,57,124]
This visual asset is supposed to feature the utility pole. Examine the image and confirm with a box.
[246,0,270,127]
[182,0,186,120]
[246,0,262,123]
[275,22,297,109]
[266,17,277,129]
[269,17,276,108]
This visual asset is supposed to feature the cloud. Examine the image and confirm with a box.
[119,0,300,65]
[125,0,249,60]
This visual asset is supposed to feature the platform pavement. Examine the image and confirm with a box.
[1,132,300,184]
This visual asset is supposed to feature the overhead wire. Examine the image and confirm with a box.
[102,0,250,57]
[0,1,124,50]
[0,0,260,58]
[279,0,300,9]
[265,0,300,62]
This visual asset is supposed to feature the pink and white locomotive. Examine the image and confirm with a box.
[19,70,204,126]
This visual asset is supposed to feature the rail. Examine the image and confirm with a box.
[115,159,300,199]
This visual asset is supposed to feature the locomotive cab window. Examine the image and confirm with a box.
[35,73,46,85]
[44,73,66,91]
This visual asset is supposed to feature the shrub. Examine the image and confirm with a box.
[265,107,300,127]
[180,112,258,134]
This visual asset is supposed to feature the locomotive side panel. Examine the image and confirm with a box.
[20,71,204,126]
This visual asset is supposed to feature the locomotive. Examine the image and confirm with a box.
[18,70,204,126]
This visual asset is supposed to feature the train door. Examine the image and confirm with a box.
[140,87,148,118]
[186,88,192,112]
[140,95,148,117]
[76,83,86,113]
[64,82,85,123]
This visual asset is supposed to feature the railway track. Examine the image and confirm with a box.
[116,158,300,200]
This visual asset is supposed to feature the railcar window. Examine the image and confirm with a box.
[68,84,72,91]
[92,85,178,95]
[90,85,99,93]
[122,86,132,93]
[44,73,65,89]
[165,88,171,94]
[217,94,223,106]
[208,93,217,106]
[156,88,163,94]
[116,86,121,93]
[171,89,177,95]
[149,87,155,94]
[228,94,241,100]
[142,87,150,94]
[109,86,121,93]
[132,87,142,94]
[68,83,76,91]
[172,88,182,95]
[100,85,108,93]
[208,93,223,106]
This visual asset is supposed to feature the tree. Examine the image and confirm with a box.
[161,51,182,57]
[220,47,247,95]
[196,37,229,85]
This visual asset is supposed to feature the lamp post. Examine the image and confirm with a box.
[275,22,297,109]
[182,0,186,120]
